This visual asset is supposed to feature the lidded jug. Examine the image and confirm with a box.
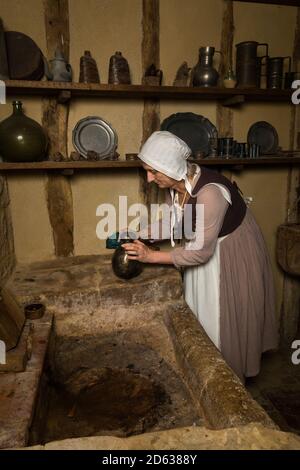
[192,47,221,87]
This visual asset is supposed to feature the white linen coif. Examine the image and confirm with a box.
[138,131,191,181]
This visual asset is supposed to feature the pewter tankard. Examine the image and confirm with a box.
[235,41,268,88]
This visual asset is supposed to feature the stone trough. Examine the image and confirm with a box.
[0,255,299,450]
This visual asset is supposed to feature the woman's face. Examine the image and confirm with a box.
[142,163,178,189]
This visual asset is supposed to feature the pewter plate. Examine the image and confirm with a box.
[160,112,218,156]
[247,121,279,155]
[72,116,118,159]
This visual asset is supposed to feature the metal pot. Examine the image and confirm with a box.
[43,48,72,82]
[112,241,143,280]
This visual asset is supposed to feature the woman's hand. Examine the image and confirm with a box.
[122,240,153,263]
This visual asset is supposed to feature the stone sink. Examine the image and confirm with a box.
[277,224,300,277]
[1,254,300,450]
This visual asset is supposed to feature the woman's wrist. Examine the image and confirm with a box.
[147,249,173,264]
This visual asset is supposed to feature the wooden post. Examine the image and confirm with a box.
[140,0,161,207]
[216,0,234,139]
[280,6,300,345]
[42,0,74,256]
[0,176,15,284]
[216,0,234,181]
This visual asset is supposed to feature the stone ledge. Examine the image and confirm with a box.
[6,255,183,313]
[0,322,33,373]
[23,423,300,450]
[0,312,53,449]
[277,224,300,277]
[163,302,276,430]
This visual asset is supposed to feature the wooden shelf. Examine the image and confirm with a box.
[233,1,300,6]
[3,80,292,103]
[0,160,141,171]
[191,156,300,166]
[1,81,297,173]
[0,155,299,172]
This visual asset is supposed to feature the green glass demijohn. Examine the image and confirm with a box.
[0,101,48,162]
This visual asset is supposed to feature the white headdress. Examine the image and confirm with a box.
[138,131,191,180]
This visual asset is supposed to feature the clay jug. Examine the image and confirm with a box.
[79,50,100,83]
[0,101,48,162]
[108,51,131,84]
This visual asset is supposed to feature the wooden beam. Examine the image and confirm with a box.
[141,0,161,208]
[57,90,72,104]
[217,0,234,182]
[142,0,159,83]
[217,1,234,138]
[42,96,69,158]
[43,0,69,59]
[46,175,74,257]
[42,0,74,257]
[0,176,15,285]
[280,6,300,345]
[221,94,245,107]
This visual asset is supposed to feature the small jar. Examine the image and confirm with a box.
[223,67,237,88]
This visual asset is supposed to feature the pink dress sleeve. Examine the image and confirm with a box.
[139,218,171,241]
[170,185,229,268]
[138,191,172,241]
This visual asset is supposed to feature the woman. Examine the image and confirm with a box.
[123,130,278,381]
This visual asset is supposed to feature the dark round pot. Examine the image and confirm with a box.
[0,100,48,162]
[112,245,143,280]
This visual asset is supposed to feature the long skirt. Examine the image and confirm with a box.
[184,209,278,381]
